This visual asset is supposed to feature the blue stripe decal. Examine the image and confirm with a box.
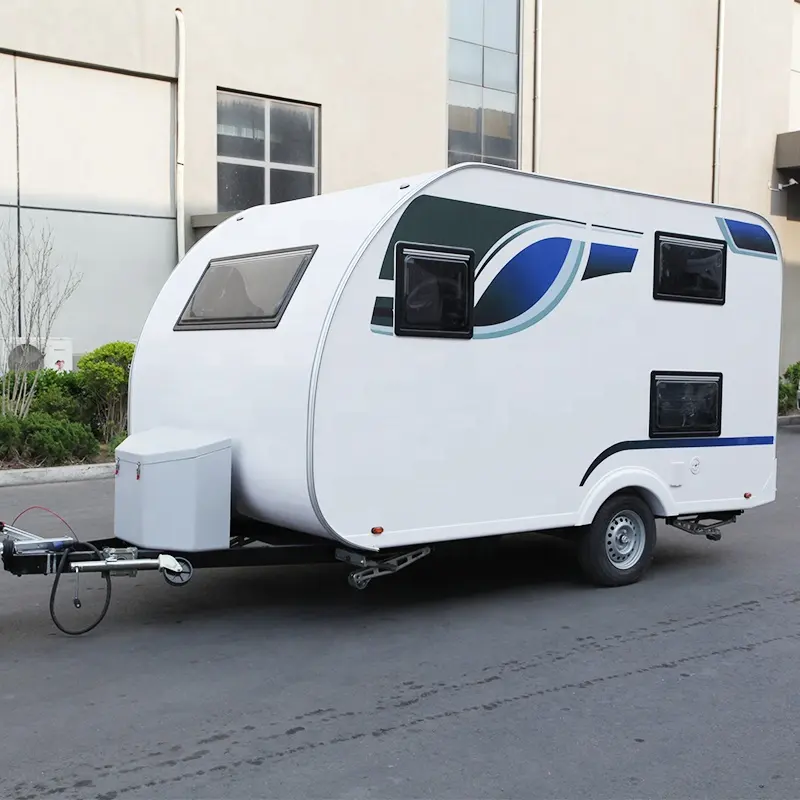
[581,243,639,281]
[716,217,778,260]
[580,435,775,486]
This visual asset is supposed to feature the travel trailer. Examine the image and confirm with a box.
[2,163,783,634]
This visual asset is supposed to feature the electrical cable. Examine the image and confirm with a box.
[49,540,112,636]
[11,505,113,635]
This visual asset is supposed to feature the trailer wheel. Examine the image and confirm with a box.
[577,493,656,587]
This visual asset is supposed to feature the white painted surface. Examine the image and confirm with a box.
[128,172,431,544]
[128,164,782,552]
[115,427,232,551]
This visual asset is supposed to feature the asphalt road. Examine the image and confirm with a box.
[2,431,800,800]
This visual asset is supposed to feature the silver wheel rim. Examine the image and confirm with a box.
[605,510,646,570]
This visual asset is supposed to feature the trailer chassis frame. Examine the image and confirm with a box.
[1,519,431,635]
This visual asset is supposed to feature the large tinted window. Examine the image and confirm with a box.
[175,245,317,331]
[650,371,722,438]
[394,244,474,338]
[654,233,726,304]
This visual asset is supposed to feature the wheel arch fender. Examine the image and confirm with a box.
[576,468,676,526]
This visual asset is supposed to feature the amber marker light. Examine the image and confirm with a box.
[371,527,384,535]
[744,493,752,499]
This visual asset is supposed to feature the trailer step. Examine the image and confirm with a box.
[666,511,740,542]
[336,546,432,590]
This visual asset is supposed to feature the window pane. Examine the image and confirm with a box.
[653,376,721,435]
[270,102,316,167]
[450,0,483,45]
[217,162,265,212]
[449,39,483,85]
[656,237,725,301]
[270,168,315,204]
[179,247,316,327]
[482,88,517,163]
[399,252,471,335]
[484,47,517,92]
[217,93,265,160]
[484,0,519,52]
[448,81,482,159]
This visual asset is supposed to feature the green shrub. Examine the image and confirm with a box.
[784,361,800,389]
[779,380,795,415]
[0,415,22,461]
[15,411,99,467]
[779,361,800,415]
[77,341,135,443]
[109,431,127,452]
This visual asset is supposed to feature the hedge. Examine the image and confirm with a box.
[779,361,800,416]
[0,341,134,467]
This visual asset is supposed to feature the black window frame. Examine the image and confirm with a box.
[393,241,475,339]
[653,231,727,306]
[649,370,723,439]
[173,244,318,332]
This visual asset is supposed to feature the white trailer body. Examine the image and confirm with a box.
[120,163,782,582]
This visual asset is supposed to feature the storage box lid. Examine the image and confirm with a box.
[116,427,231,465]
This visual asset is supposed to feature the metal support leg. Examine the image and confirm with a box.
[335,546,432,590]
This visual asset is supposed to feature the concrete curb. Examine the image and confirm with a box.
[0,462,115,488]
[778,415,800,427]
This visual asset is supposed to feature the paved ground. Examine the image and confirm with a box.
[2,432,800,800]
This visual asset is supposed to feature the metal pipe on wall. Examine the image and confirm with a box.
[175,7,186,261]
[711,0,725,203]
[532,0,543,172]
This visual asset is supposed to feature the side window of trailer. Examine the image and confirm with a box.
[174,245,317,331]
[394,243,474,339]
[649,371,722,438]
[653,233,726,305]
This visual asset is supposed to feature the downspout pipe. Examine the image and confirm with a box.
[532,0,543,173]
[175,8,186,261]
[711,0,725,203]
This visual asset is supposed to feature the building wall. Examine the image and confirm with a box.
[0,0,448,355]
[1,0,799,370]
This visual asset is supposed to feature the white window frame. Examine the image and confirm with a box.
[216,90,320,209]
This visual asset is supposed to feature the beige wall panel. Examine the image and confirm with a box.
[537,0,717,201]
[0,55,17,206]
[16,58,174,216]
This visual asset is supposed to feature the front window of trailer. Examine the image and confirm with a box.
[175,246,317,330]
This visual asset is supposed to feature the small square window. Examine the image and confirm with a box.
[394,243,474,338]
[649,371,722,438]
[654,233,726,305]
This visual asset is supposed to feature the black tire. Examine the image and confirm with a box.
[577,492,656,587]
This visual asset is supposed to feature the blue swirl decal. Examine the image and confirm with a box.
[716,217,777,260]
[474,237,572,326]
[581,243,639,280]
[473,236,586,340]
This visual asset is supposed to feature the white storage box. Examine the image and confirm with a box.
[114,427,232,552]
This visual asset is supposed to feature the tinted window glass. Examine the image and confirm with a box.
[655,235,726,303]
[176,246,316,330]
[395,246,474,338]
[651,373,722,437]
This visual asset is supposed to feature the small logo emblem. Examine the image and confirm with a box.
[690,457,701,475]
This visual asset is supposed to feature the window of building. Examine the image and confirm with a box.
[175,245,317,331]
[654,233,727,304]
[649,371,722,438]
[447,0,520,169]
[216,91,319,213]
[394,244,474,338]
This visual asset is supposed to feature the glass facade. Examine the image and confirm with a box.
[447,0,520,169]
